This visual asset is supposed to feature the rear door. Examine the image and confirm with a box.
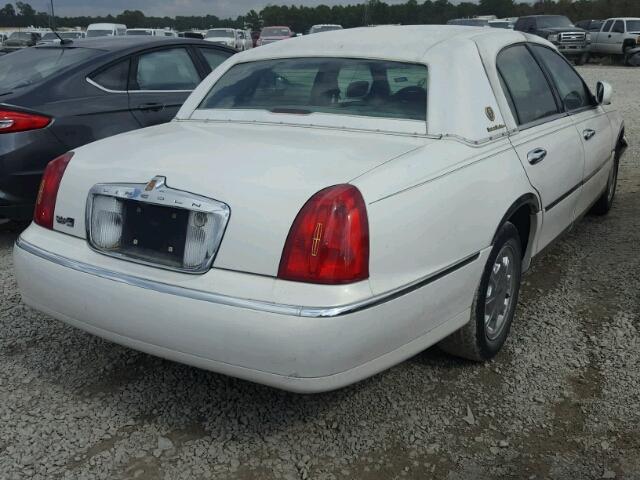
[593,20,614,51]
[128,46,203,127]
[608,20,626,54]
[530,45,613,217]
[497,44,585,253]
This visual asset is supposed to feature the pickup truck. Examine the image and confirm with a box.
[589,18,640,64]
[514,15,590,65]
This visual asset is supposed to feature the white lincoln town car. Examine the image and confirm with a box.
[14,26,626,393]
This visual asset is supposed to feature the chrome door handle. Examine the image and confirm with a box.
[527,148,547,165]
[583,129,596,140]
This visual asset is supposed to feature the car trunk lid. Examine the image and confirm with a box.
[55,120,429,276]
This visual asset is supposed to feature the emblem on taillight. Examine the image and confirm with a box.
[311,222,323,257]
[145,175,166,191]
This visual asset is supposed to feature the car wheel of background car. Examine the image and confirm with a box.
[439,222,522,361]
[590,158,619,215]
[623,46,632,66]
[574,53,588,66]
[573,53,588,67]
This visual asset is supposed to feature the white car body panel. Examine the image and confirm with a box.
[14,26,626,392]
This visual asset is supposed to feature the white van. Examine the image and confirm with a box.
[86,23,127,38]
[126,28,177,37]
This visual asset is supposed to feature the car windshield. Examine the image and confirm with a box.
[310,25,342,33]
[537,16,573,28]
[199,57,428,121]
[60,32,82,39]
[627,20,640,32]
[41,33,57,40]
[0,47,98,92]
[207,29,234,38]
[127,30,151,36]
[9,32,33,40]
[87,30,112,37]
[262,27,290,36]
[489,21,511,29]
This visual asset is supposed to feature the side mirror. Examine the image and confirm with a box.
[596,81,612,105]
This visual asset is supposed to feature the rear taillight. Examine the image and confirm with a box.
[0,109,51,134]
[34,152,74,229]
[278,184,369,285]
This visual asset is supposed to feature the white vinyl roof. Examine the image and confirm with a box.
[241,25,526,63]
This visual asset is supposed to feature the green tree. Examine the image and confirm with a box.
[15,1,34,17]
[479,0,515,18]
[0,3,15,17]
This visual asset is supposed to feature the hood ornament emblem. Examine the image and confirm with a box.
[145,176,166,191]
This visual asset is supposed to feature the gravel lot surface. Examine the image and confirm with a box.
[1,66,639,480]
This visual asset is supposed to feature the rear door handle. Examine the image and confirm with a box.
[527,148,547,165]
[137,102,164,112]
[583,129,596,140]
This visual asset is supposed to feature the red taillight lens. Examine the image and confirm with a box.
[278,184,369,285]
[0,109,51,134]
[34,152,74,229]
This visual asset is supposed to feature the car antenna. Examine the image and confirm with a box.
[49,0,72,45]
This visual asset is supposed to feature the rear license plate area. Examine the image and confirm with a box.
[120,199,190,267]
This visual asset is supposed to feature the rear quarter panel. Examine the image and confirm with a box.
[352,138,536,296]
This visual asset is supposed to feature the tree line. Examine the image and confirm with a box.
[1,0,639,33]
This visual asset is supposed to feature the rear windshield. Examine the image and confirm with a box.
[199,57,428,121]
[261,27,290,36]
[60,32,82,39]
[87,30,111,37]
[0,47,98,92]
[627,20,640,32]
[41,33,57,40]
[127,30,151,36]
[207,29,234,38]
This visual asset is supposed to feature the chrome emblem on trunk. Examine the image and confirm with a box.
[145,176,166,192]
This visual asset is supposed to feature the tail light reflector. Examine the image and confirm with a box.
[278,184,369,285]
[34,152,74,229]
[0,109,51,134]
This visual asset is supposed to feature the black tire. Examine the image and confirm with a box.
[590,158,619,215]
[439,222,522,361]
[575,52,588,66]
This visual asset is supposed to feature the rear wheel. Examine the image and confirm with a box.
[590,157,619,215]
[439,222,522,361]
[575,52,588,66]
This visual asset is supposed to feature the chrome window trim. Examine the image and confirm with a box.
[15,237,480,318]
[86,77,193,94]
[85,180,230,274]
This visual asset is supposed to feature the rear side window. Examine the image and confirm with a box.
[90,59,130,91]
[199,57,428,121]
[531,46,594,111]
[612,20,625,34]
[133,48,200,91]
[0,47,98,92]
[198,48,230,71]
[497,45,559,126]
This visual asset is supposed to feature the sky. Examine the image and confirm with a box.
[34,0,479,19]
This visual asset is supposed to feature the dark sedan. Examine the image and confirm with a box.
[0,37,234,221]
[1,31,41,53]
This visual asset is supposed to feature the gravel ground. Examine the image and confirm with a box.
[1,66,639,480]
